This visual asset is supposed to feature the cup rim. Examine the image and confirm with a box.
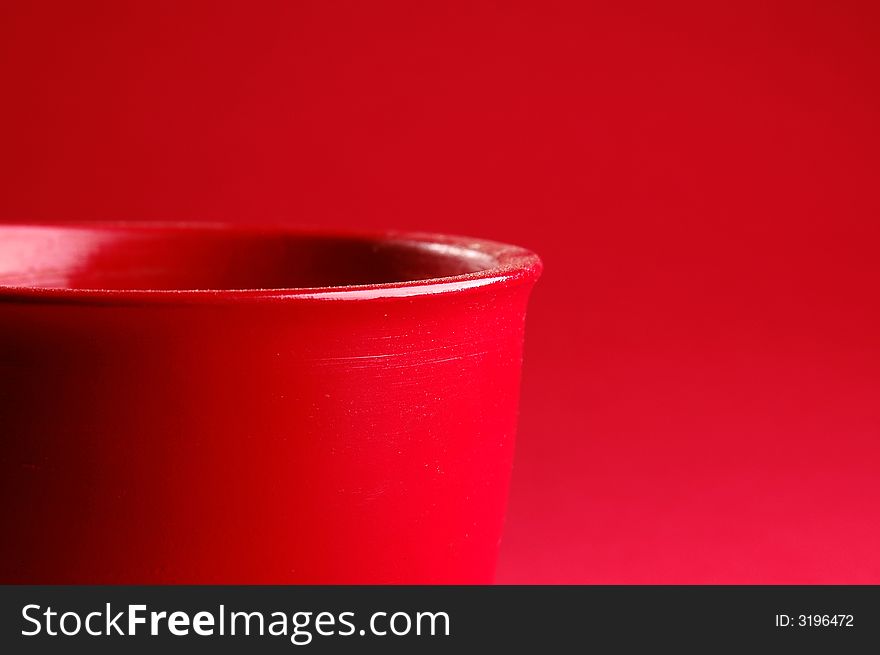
[0,222,542,304]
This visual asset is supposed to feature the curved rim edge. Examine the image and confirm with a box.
[0,222,543,304]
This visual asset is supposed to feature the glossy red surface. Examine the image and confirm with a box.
[2,1,879,584]
[0,224,541,583]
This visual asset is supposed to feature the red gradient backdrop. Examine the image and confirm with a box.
[2,1,878,583]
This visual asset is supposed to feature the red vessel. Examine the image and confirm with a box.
[0,223,541,583]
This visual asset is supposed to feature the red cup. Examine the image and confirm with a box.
[0,223,541,583]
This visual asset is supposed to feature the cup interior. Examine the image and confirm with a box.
[0,225,501,292]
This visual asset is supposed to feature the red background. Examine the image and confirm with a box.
[2,1,878,583]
